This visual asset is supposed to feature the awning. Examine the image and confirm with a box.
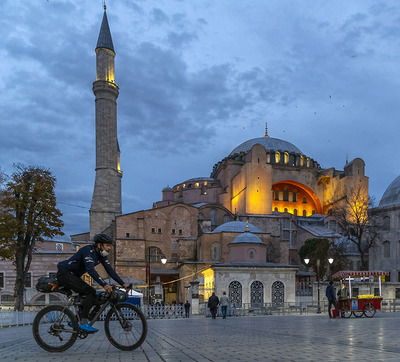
[332,270,389,279]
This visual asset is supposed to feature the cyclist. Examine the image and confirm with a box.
[57,233,130,333]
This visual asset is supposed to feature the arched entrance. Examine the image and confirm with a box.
[271,281,284,307]
[250,281,263,307]
[229,281,242,308]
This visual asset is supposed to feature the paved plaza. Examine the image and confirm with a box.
[1,312,400,361]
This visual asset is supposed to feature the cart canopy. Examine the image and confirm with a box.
[332,270,389,279]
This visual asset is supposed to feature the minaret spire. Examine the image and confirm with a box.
[90,6,122,239]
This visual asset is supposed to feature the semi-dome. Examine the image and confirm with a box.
[212,221,262,233]
[379,175,400,207]
[231,232,263,244]
[229,137,303,156]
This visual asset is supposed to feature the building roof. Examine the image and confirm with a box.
[96,7,114,52]
[379,175,400,207]
[212,221,262,233]
[298,224,341,238]
[212,261,298,269]
[231,232,263,244]
[229,137,303,156]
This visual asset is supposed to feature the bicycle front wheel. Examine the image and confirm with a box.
[32,305,78,352]
[104,303,147,351]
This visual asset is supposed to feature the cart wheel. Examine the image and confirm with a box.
[341,308,352,318]
[363,303,376,318]
[352,310,363,317]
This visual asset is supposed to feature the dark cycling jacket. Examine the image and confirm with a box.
[57,245,125,287]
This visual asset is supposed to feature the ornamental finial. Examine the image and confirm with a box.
[245,220,250,232]
[264,122,269,138]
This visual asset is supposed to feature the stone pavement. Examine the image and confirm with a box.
[1,312,400,361]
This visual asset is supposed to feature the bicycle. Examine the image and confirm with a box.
[32,284,147,352]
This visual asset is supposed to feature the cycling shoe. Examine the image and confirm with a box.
[79,323,98,333]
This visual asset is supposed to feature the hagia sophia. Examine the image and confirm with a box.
[2,6,400,308]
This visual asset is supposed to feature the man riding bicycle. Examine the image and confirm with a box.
[57,233,130,333]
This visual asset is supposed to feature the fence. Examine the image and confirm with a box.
[4,299,400,327]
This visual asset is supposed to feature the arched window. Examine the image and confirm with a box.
[272,281,285,307]
[147,247,164,262]
[383,241,390,258]
[274,207,279,212]
[293,192,297,202]
[300,156,304,167]
[249,249,255,259]
[312,210,316,215]
[284,208,288,213]
[274,190,279,201]
[284,152,289,164]
[211,243,221,261]
[283,188,289,201]
[223,214,230,224]
[303,197,307,203]
[250,281,264,307]
[229,281,242,308]
[275,151,280,163]
[199,213,205,221]
[383,216,390,230]
[293,209,298,216]
[210,209,218,226]
[303,210,307,217]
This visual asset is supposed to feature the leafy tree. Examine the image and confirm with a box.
[0,164,64,311]
[299,238,345,280]
[330,185,379,270]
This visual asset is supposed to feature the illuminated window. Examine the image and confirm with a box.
[274,207,278,212]
[275,152,280,163]
[303,210,307,217]
[274,190,279,201]
[300,156,304,167]
[284,208,288,213]
[306,158,310,167]
[284,152,289,164]
[293,192,297,202]
[294,209,298,216]
[195,183,199,187]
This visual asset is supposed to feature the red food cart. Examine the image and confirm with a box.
[332,270,388,318]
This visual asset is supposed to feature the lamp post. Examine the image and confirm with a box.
[304,257,334,314]
[147,249,167,305]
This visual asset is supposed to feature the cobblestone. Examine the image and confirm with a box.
[1,313,400,361]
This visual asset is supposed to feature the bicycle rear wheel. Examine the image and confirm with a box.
[104,303,147,351]
[32,305,78,352]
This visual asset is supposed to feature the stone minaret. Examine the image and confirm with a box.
[90,6,122,239]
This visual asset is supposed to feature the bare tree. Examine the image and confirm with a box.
[0,164,64,310]
[330,185,379,270]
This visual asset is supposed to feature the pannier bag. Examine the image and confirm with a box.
[36,276,59,293]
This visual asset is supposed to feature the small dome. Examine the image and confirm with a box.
[162,186,173,192]
[231,232,263,244]
[212,221,262,233]
[229,137,303,156]
[379,175,400,207]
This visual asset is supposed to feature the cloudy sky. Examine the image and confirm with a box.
[1,0,400,237]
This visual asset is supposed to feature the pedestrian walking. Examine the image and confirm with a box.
[184,300,191,318]
[208,292,219,319]
[220,291,229,319]
[326,281,338,318]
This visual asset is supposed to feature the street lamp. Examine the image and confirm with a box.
[304,257,334,314]
[147,249,167,305]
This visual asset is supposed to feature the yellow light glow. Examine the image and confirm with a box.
[202,268,215,301]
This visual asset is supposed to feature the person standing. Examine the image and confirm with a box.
[325,281,338,318]
[184,300,191,318]
[220,291,229,319]
[208,292,219,319]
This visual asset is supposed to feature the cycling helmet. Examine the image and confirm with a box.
[93,233,114,245]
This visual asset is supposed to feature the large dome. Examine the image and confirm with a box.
[229,137,303,156]
[379,175,400,207]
